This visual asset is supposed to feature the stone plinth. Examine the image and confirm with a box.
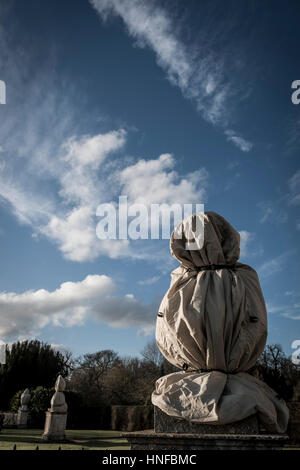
[42,411,67,441]
[287,402,300,443]
[42,375,68,442]
[123,430,289,450]
[17,409,29,429]
[17,388,31,429]
[154,406,260,434]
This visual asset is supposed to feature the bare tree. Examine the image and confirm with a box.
[141,340,164,367]
[256,344,300,400]
[78,350,120,391]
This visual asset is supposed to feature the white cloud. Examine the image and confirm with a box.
[0,31,208,264]
[118,153,208,205]
[91,0,252,151]
[0,275,115,338]
[0,142,207,262]
[257,171,300,230]
[1,142,207,264]
[0,4,210,265]
[257,252,290,280]
[138,276,160,286]
[50,344,66,352]
[225,130,253,152]
[267,301,300,320]
[40,206,97,262]
[227,161,240,170]
[0,274,157,339]
[258,201,288,224]
[58,130,127,207]
[285,290,296,297]
[62,131,126,168]
[0,126,133,262]
[91,0,195,105]
[282,310,300,320]
[92,294,156,335]
[288,170,300,206]
[0,17,134,263]
[257,168,300,226]
[285,119,300,156]
[239,230,254,257]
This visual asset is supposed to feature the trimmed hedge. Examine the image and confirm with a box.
[68,406,111,429]
[287,402,300,444]
[111,405,153,431]
[1,405,153,431]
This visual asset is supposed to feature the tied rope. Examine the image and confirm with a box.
[186,264,237,286]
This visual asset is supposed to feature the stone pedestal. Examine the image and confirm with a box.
[42,411,67,441]
[123,407,289,450]
[123,430,289,450]
[17,409,29,429]
[17,388,31,429]
[154,406,260,434]
[42,375,68,442]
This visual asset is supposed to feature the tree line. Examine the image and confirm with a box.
[0,340,299,413]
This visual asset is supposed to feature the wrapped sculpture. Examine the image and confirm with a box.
[152,212,289,433]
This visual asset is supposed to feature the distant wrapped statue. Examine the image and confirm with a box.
[152,212,289,433]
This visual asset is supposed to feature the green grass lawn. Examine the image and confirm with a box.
[0,429,130,450]
[0,429,298,451]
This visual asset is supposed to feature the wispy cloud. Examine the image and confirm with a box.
[90,0,253,151]
[0,135,208,262]
[285,290,298,297]
[287,170,300,206]
[138,276,160,286]
[257,170,300,227]
[0,125,133,262]
[239,230,254,257]
[267,301,300,320]
[0,15,208,263]
[224,161,241,191]
[258,200,288,224]
[257,252,291,280]
[284,119,300,156]
[0,274,157,339]
[225,130,253,152]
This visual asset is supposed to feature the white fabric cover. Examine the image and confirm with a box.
[152,212,289,433]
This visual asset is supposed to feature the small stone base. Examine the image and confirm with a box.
[42,411,67,442]
[17,410,29,429]
[123,430,289,450]
[154,407,260,434]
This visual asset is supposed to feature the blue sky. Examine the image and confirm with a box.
[0,0,299,359]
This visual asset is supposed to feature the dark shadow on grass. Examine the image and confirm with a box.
[71,439,129,449]
[0,434,42,444]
